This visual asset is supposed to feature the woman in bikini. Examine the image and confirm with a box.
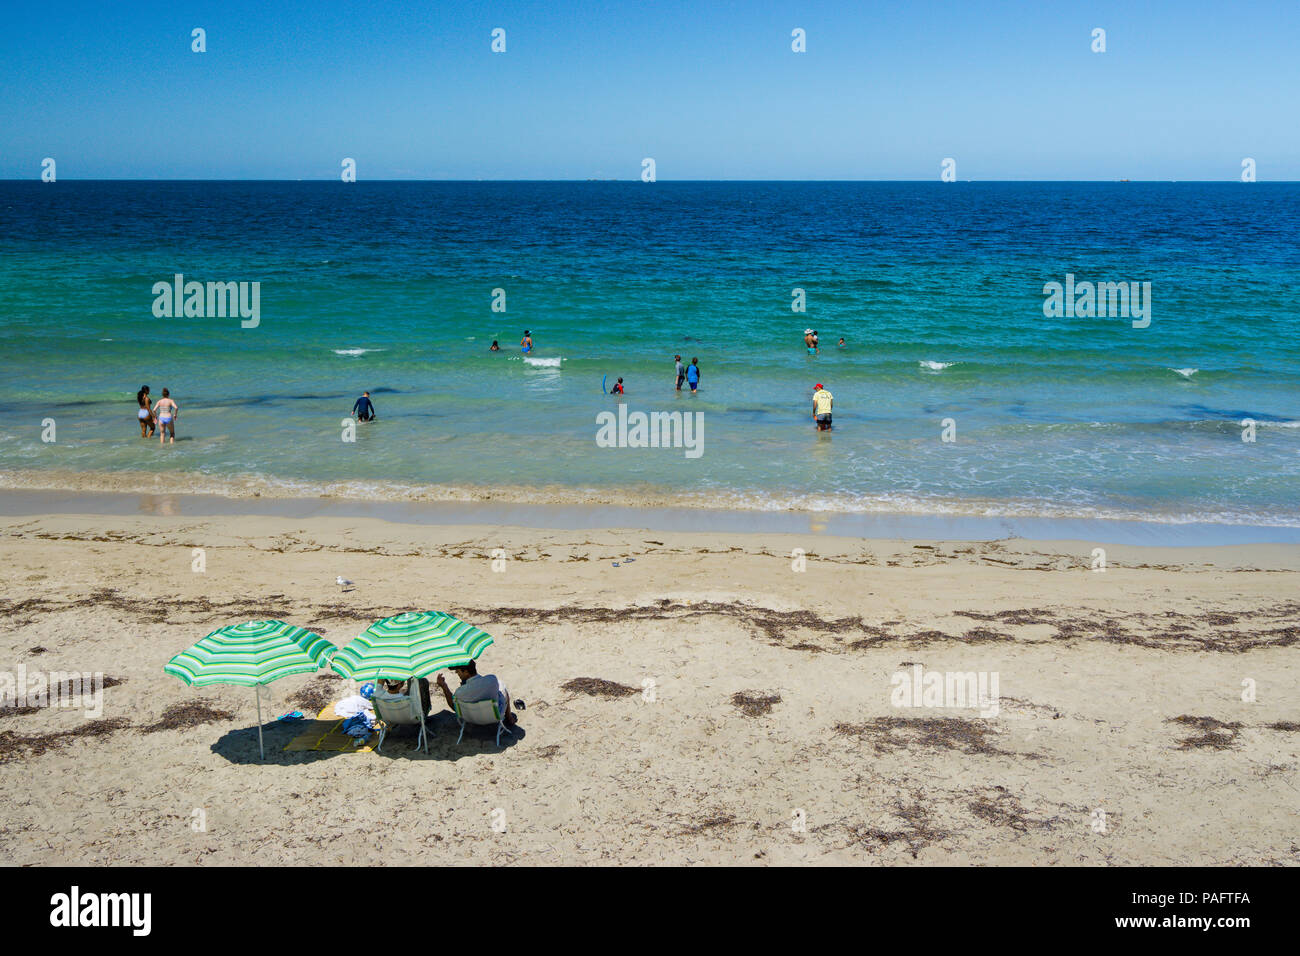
[153,388,178,444]
[136,385,155,438]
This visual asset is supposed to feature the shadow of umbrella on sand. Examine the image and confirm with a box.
[163,620,337,759]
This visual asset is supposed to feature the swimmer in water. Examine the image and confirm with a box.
[136,385,155,438]
[489,340,500,351]
[611,377,625,395]
[804,329,817,354]
[521,330,533,353]
[153,388,178,444]
[837,337,846,348]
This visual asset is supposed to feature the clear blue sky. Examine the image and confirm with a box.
[2,0,1297,179]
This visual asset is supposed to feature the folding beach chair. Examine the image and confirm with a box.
[453,692,516,747]
[371,682,430,754]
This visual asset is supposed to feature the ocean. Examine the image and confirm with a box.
[1,180,1297,528]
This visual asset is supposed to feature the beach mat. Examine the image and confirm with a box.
[283,703,377,753]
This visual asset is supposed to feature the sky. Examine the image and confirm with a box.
[1,0,1298,180]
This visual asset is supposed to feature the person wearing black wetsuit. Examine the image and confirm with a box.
[352,391,376,422]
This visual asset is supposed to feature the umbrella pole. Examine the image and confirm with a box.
[255,686,265,760]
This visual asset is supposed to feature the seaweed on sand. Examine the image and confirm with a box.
[0,718,131,762]
[730,691,781,717]
[1168,715,1243,750]
[561,677,639,698]
[835,716,1009,755]
[140,700,237,734]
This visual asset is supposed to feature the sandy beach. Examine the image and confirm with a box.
[1,508,1296,866]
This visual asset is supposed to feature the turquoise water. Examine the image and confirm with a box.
[1,181,1297,525]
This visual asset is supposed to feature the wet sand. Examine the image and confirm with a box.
[3,484,1299,546]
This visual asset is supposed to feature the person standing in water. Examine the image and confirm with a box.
[675,354,685,391]
[804,329,817,354]
[520,330,533,353]
[812,383,833,431]
[153,388,179,444]
[686,357,701,393]
[136,385,155,438]
[489,340,500,352]
[352,391,376,422]
[611,377,625,395]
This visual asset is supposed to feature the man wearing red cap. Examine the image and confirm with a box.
[812,383,833,430]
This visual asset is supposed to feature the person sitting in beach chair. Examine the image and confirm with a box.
[370,677,432,753]
[436,662,518,745]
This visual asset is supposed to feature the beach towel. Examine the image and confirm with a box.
[333,694,373,719]
[282,703,377,753]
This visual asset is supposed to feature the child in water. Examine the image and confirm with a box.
[611,377,625,395]
[520,330,533,353]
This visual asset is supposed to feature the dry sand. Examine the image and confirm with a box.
[1,511,1297,866]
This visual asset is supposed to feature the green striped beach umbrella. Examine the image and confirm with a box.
[330,612,494,681]
[163,620,336,759]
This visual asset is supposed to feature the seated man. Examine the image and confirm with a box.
[436,661,518,728]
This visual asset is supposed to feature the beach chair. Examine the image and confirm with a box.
[371,683,430,754]
[453,693,516,747]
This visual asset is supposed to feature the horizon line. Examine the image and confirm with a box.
[3,178,1291,184]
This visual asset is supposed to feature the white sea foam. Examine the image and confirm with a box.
[523,356,563,368]
[1171,368,1198,378]
[919,360,954,371]
[332,348,384,356]
[3,468,1297,528]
